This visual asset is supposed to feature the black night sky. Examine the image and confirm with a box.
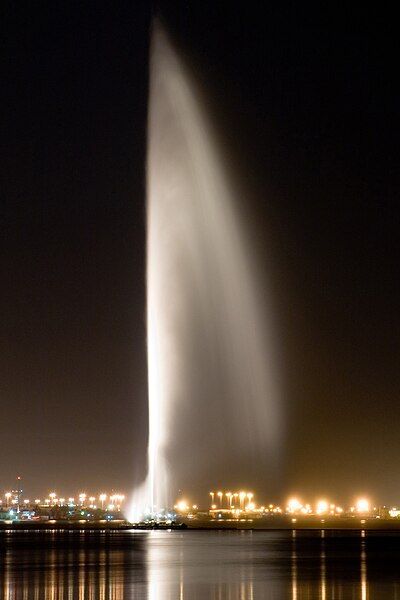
[1,1,399,502]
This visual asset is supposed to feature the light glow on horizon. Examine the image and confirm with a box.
[316,500,329,515]
[356,498,370,513]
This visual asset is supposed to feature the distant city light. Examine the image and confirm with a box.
[316,500,329,515]
[175,500,189,512]
[287,498,302,513]
[356,498,370,513]
[0,485,386,527]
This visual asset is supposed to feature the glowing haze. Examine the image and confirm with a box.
[129,22,281,521]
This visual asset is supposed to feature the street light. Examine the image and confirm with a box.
[356,498,370,513]
[287,498,302,514]
[99,494,107,509]
[316,500,329,515]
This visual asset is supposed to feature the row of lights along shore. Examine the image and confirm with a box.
[1,490,125,512]
[175,492,400,519]
[4,481,400,521]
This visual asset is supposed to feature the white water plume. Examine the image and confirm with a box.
[129,22,281,521]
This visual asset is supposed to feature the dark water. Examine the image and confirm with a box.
[1,529,400,599]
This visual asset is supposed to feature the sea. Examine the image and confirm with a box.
[1,528,400,598]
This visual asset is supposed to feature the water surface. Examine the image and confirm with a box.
[1,529,400,598]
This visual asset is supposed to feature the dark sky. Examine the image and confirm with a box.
[1,1,399,503]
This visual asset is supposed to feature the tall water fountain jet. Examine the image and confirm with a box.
[129,22,281,520]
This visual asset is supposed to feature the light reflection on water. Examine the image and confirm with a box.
[1,529,400,598]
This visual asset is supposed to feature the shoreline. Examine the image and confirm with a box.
[2,517,400,532]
